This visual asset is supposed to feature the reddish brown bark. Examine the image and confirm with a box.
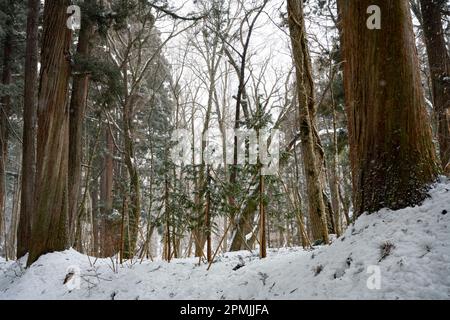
[27,0,73,266]
[419,0,450,170]
[68,12,95,244]
[17,0,40,259]
[338,0,439,215]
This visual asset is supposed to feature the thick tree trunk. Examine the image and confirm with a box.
[338,0,439,216]
[17,0,39,259]
[419,0,450,171]
[68,14,95,244]
[287,0,329,243]
[27,0,73,266]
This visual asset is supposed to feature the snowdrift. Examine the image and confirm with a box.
[1,179,449,300]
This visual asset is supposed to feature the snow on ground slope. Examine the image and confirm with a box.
[1,178,449,300]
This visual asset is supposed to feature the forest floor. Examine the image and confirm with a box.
[0,178,449,300]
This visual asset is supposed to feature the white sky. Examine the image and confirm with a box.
[152,0,338,135]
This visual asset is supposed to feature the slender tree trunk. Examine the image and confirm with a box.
[338,181,351,225]
[119,191,127,264]
[100,127,116,256]
[122,103,141,259]
[17,0,39,259]
[68,12,95,244]
[287,0,329,243]
[311,111,335,235]
[195,49,217,257]
[419,0,450,171]
[338,0,439,216]
[121,70,141,259]
[205,166,212,262]
[259,172,266,258]
[7,171,20,259]
[27,0,73,266]
[229,181,260,251]
[330,86,341,236]
[293,145,310,248]
[91,184,99,256]
[164,176,171,262]
[226,3,268,247]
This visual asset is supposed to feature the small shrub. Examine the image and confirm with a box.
[313,264,324,276]
[379,241,395,262]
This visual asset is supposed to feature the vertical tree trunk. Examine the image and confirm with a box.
[7,171,20,259]
[100,128,115,256]
[195,49,217,257]
[91,184,99,256]
[119,191,127,264]
[229,181,260,251]
[122,98,141,259]
[68,11,95,244]
[0,23,13,253]
[338,0,439,216]
[330,86,341,236]
[259,172,266,258]
[164,176,171,262]
[419,0,450,171]
[287,0,329,243]
[225,3,267,250]
[205,166,212,262]
[293,146,310,248]
[27,0,73,266]
[17,0,40,259]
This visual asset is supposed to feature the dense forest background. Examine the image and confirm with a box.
[0,0,448,268]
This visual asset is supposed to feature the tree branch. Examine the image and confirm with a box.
[148,3,206,21]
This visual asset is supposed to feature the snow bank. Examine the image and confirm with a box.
[1,178,449,300]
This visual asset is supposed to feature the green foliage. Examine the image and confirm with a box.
[74,54,123,106]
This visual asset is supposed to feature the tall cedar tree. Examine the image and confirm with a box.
[337,0,439,216]
[419,0,450,171]
[17,0,39,259]
[0,0,13,247]
[287,0,329,243]
[68,0,95,245]
[27,0,73,266]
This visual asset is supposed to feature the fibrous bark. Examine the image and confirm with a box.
[419,0,450,171]
[68,8,95,244]
[27,0,73,266]
[338,0,439,216]
[17,0,40,259]
[287,0,329,243]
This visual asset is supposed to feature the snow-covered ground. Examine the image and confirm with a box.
[1,178,449,300]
